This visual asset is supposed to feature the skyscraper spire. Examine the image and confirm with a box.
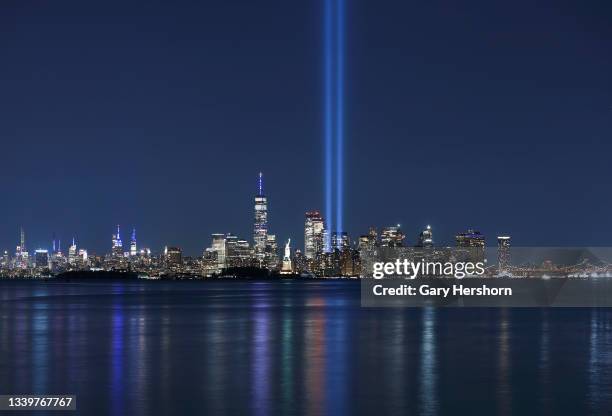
[253,172,268,265]
[68,237,78,265]
[112,225,123,258]
[20,226,25,250]
[130,228,137,256]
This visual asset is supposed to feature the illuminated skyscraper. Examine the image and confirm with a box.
[35,250,49,269]
[455,229,485,247]
[456,229,485,263]
[236,239,252,268]
[112,225,123,257]
[417,225,433,248]
[331,231,349,251]
[164,246,182,267]
[15,227,28,269]
[130,228,137,257]
[78,249,88,265]
[68,237,78,266]
[225,233,237,263]
[1,251,9,269]
[265,234,278,270]
[304,211,325,259]
[381,225,405,247]
[253,172,268,265]
[20,227,25,253]
[50,237,66,273]
[358,227,378,252]
[211,233,226,271]
[497,236,511,273]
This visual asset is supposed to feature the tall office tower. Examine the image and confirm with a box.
[1,251,9,270]
[331,231,350,251]
[78,249,88,264]
[323,229,330,253]
[211,233,226,271]
[236,239,252,267]
[455,229,485,247]
[265,234,278,270]
[456,229,486,263]
[112,225,123,257]
[164,246,182,267]
[304,210,325,259]
[497,236,511,273]
[253,172,268,265]
[358,235,370,251]
[358,227,378,252]
[224,233,239,268]
[20,227,26,253]
[15,227,28,269]
[380,225,405,247]
[130,228,138,257]
[68,237,78,266]
[50,236,66,273]
[368,227,378,244]
[417,225,434,248]
[35,250,49,269]
[293,249,306,273]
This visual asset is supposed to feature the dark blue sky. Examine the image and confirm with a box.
[1,0,611,254]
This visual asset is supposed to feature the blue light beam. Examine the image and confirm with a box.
[335,0,345,236]
[324,0,346,250]
[324,0,334,251]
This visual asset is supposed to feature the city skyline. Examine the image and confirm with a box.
[2,172,511,258]
[4,169,517,279]
[2,0,612,253]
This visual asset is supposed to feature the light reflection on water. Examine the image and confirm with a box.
[0,280,612,416]
[497,308,511,416]
[253,302,270,416]
[419,307,437,416]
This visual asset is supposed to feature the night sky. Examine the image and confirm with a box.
[1,0,612,255]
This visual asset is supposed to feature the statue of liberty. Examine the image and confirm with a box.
[281,239,293,274]
[284,239,291,260]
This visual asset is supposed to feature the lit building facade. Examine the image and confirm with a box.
[35,249,49,269]
[211,233,226,271]
[112,225,123,258]
[304,210,325,259]
[417,225,433,248]
[130,228,137,257]
[264,234,278,270]
[456,229,485,247]
[497,236,511,273]
[164,246,182,268]
[331,231,350,251]
[253,172,268,265]
[68,238,78,266]
[380,225,405,247]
